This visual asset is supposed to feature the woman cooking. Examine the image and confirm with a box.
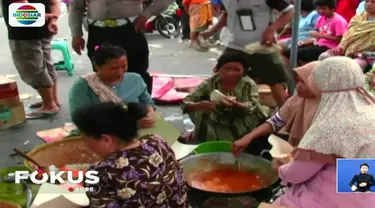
[318,0,375,72]
[274,57,375,207]
[69,44,155,128]
[232,61,321,156]
[181,52,268,153]
[72,102,190,207]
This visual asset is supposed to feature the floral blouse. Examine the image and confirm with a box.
[85,134,190,208]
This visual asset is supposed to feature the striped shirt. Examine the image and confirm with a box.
[266,112,286,131]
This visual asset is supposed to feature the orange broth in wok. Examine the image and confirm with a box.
[190,168,265,193]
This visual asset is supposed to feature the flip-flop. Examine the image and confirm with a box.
[26,111,58,119]
[29,102,62,109]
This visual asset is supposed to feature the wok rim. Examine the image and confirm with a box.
[179,152,272,164]
[179,152,278,195]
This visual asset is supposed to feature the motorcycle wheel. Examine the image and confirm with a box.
[156,16,181,39]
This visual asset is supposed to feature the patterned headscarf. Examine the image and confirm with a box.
[293,56,375,163]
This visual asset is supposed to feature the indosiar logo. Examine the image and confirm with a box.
[8,3,45,27]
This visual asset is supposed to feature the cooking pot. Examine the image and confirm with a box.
[180,152,278,200]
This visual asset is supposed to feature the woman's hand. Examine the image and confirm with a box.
[195,101,216,112]
[351,185,358,191]
[331,47,344,56]
[231,136,253,157]
[138,117,155,128]
[220,97,246,108]
[272,156,292,172]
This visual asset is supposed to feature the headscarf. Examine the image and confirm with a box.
[215,52,250,72]
[279,61,321,146]
[293,56,375,164]
[339,11,375,56]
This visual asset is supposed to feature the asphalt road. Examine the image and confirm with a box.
[0,13,221,168]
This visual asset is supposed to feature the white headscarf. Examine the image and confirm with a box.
[297,56,375,160]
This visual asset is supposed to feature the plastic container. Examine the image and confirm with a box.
[267,134,293,158]
[193,141,232,154]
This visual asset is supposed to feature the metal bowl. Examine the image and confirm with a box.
[180,152,278,196]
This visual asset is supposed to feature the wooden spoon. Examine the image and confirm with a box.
[13,148,45,170]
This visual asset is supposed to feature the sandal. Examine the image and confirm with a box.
[26,110,58,119]
[29,102,61,109]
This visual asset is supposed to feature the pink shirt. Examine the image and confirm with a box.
[275,160,375,208]
[315,13,348,49]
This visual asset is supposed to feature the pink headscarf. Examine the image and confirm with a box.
[279,61,321,146]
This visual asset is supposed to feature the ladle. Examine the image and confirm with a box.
[13,148,45,171]
[234,158,241,170]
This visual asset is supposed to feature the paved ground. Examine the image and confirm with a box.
[0,13,221,168]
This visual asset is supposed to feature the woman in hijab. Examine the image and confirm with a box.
[274,56,375,208]
[232,61,321,157]
[181,52,267,152]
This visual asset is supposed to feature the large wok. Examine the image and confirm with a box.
[180,152,279,202]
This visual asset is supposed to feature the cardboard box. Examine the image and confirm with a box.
[258,85,277,108]
[0,96,21,109]
[0,102,25,130]
[0,77,19,100]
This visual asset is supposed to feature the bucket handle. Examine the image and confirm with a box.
[259,149,270,159]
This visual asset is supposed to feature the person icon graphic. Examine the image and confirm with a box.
[350,163,375,192]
